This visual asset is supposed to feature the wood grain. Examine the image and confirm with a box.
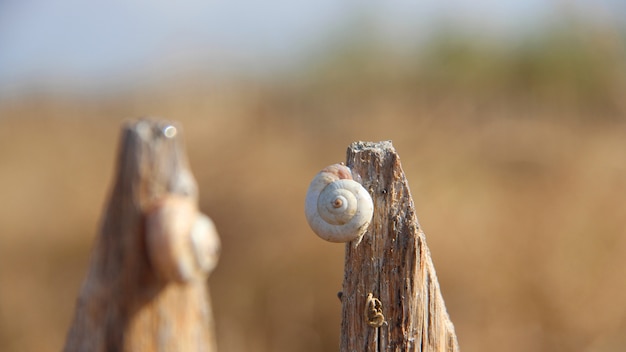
[64,119,216,352]
[341,141,459,352]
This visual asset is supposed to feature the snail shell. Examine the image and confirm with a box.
[190,213,220,274]
[146,195,220,283]
[305,163,374,243]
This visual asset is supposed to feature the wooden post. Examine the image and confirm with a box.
[64,119,219,352]
[341,141,459,352]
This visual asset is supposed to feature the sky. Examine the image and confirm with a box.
[0,1,623,96]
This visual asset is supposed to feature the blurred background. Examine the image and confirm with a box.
[1,1,626,351]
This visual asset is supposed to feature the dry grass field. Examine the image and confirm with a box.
[1,85,626,352]
[1,23,626,352]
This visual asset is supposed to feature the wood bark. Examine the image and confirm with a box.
[341,141,459,352]
[64,119,217,352]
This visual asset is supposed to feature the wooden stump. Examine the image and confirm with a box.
[341,141,459,352]
[64,119,218,352]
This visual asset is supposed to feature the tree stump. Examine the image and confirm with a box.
[341,141,459,352]
[64,119,219,352]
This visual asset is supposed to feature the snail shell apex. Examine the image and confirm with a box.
[305,164,374,243]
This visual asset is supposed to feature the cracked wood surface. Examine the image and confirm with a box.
[341,141,459,352]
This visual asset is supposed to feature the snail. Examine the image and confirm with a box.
[305,163,374,243]
[145,195,220,283]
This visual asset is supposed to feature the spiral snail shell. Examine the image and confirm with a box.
[305,163,374,243]
[146,195,220,283]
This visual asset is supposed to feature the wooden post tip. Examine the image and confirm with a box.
[124,118,182,142]
[349,140,394,152]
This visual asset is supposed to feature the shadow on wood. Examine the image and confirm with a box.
[341,141,459,352]
[64,119,219,352]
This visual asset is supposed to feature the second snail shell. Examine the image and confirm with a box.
[146,195,220,283]
[305,164,374,243]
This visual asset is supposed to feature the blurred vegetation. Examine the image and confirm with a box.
[419,24,625,114]
[1,14,626,352]
[301,16,626,120]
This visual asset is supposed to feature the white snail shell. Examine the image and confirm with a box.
[146,195,220,283]
[190,213,220,274]
[305,163,374,243]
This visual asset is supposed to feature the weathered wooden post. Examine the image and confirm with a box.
[64,119,220,352]
[305,141,459,352]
